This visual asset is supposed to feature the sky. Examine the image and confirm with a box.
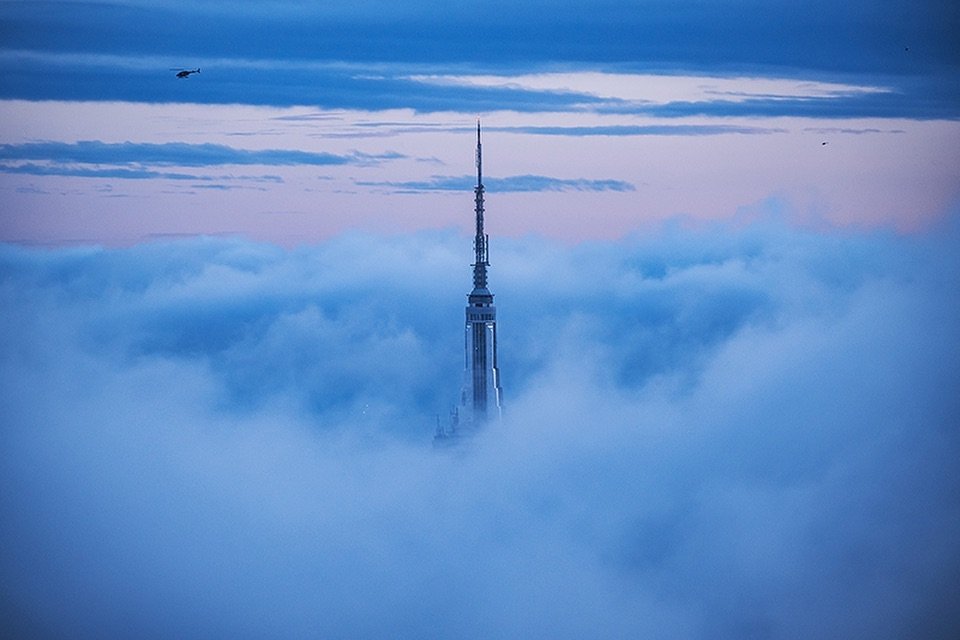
[1,1,960,637]
[0,0,958,244]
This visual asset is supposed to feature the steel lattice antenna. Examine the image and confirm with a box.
[470,120,491,301]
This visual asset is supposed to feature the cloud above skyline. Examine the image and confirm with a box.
[2,2,958,245]
[358,174,636,193]
[1,1,958,117]
[1,216,958,637]
[4,1,956,74]
[0,140,392,168]
[0,139,410,191]
[492,124,788,137]
[0,163,285,184]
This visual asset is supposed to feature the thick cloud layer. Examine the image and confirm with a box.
[2,217,959,638]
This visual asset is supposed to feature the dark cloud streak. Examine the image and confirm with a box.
[0,140,403,185]
[357,174,636,193]
[631,85,960,120]
[0,140,357,168]
[1,1,957,117]
[3,1,956,74]
[0,52,613,113]
[494,124,788,136]
[0,162,284,183]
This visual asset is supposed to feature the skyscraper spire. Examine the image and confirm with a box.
[471,120,491,302]
[435,121,503,444]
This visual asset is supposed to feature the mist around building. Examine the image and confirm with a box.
[2,203,959,638]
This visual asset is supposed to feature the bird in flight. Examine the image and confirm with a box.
[172,68,200,79]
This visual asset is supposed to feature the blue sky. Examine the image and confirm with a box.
[1,2,960,636]
[1,0,958,244]
[2,1,957,110]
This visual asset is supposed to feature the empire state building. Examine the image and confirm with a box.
[436,122,503,442]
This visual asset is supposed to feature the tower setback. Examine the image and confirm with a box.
[435,122,503,443]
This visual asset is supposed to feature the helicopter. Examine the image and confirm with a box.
[171,68,200,79]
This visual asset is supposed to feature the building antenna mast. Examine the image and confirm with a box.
[472,119,490,298]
